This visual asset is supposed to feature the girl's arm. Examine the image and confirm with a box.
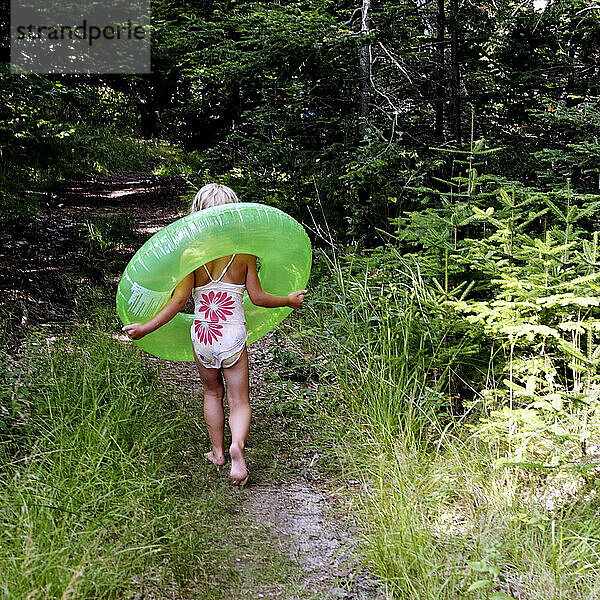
[123,273,194,340]
[245,257,306,309]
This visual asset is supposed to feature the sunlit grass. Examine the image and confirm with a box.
[299,248,600,600]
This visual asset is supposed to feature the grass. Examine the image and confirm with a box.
[296,248,600,600]
[0,311,306,599]
[9,196,600,597]
[352,435,600,600]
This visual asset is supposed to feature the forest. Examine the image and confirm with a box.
[2,0,600,598]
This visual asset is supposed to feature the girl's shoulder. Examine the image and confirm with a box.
[235,253,257,264]
[218,254,255,285]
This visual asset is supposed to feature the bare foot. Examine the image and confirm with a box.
[229,442,249,485]
[204,450,226,466]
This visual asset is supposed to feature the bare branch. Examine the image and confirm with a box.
[378,41,414,85]
[344,7,362,27]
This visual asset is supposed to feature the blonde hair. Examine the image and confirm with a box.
[190,183,240,213]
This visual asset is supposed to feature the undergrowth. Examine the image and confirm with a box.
[294,147,600,598]
[1,325,204,596]
[297,243,600,600]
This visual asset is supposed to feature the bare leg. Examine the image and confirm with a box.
[222,346,250,485]
[194,352,226,466]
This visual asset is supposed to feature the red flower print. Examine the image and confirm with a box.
[194,320,223,345]
[197,290,235,322]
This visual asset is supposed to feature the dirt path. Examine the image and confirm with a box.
[8,174,384,599]
[0,173,186,335]
[164,333,383,600]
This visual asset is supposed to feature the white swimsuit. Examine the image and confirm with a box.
[191,255,248,369]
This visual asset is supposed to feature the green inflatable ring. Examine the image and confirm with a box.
[116,202,312,361]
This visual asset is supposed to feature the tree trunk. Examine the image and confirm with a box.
[449,0,461,144]
[355,0,372,230]
[434,0,445,139]
[358,0,371,139]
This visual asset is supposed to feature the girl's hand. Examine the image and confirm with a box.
[122,323,148,340]
[287,290,307,309]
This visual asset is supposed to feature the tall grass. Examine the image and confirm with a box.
[0,323,240,598]
[307,250,456,440]
[301,248,600,600]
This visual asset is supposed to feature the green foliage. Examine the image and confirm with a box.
[0,67,181,223]
[0,326,184,595]
[4,0,600,235]
[151,0,600,234]
[75,214,139,283]
[301,247,478,442]
[80,214,137,256]
[298,241,600,600]
[380,133,600,474]
[449,212,600,472]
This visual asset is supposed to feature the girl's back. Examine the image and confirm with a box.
[193,254,254,287]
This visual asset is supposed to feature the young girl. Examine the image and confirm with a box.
[122,184,306,486]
